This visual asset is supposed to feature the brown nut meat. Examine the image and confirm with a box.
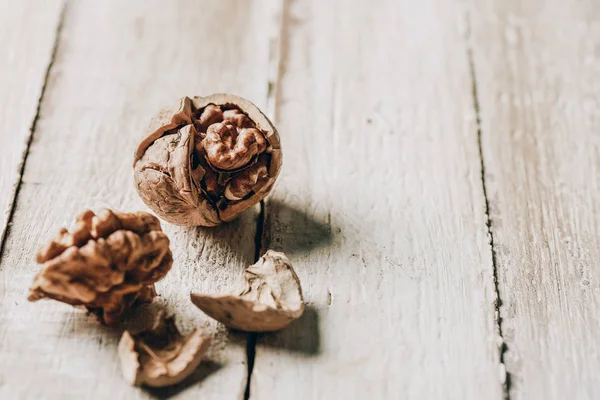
[118,312,210,388]
[28,209,173,325]
[190,250,304,332]
[133,94,282,227]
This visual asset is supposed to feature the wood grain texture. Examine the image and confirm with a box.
[249,0,504,398]
[469,0,600,398]
[0,1,278,398]
[0,0,64,249]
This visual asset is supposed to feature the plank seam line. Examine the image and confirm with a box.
[464,11,512,400]
[0,1,69,261]
[243,200,264,400]
[244,0,290,397]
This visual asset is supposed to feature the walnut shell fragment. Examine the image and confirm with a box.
[28,209,173,326]
[118,312,210,388]
[133,94,282,227]
[190,250,304,332]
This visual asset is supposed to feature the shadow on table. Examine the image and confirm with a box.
[257,305,321,356]
[250,201,335,357]
[175,198,338,268]
[143,360,222,399]
[57,309,124,342]
[262,200,336,256]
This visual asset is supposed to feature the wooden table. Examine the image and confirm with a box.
[1,1,599,399]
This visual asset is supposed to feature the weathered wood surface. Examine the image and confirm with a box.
[469,0,600,398]
[0,0,599,399]
[0,0,64,249]
[0,1,278,398]
[250,0,504,398]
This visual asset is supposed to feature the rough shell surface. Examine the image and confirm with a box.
[190,250,304,332]
[28,209,173,325]
[118,312,210,388]
[133,94,282,227]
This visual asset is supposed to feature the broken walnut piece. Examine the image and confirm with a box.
[133,94,282,227]
[28,209,173,326]
[190,250,304,332]
[118,312,210,388]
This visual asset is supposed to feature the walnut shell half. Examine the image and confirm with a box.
[190,250,304,332]
[28,209,173,325]
[118,312,210,388]
[134,94,282,227]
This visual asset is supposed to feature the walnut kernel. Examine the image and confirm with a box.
[28,209,173,325]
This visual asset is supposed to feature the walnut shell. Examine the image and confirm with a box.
[190,250,304,332]
[133,94,282,227]
[28,209,173,325]
[118,312,210,388]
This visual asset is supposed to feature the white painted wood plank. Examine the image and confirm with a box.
[0,0,64,246]
[469,0,600,398]
[0,1,278,398]
[250,0,504,399]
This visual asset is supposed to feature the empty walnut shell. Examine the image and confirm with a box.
[190,250,304,332]
[134,94,282,227]
[118,312,210,388]
[28,209,173,326]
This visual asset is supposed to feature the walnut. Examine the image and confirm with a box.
[190,250,304,332]
[28,209,173,325]
[118,312,210,388]
[133,94,282,227]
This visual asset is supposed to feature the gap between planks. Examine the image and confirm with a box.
[0,1,68,259]
[464,10,511,399]
[244,200,264,400]
[244,0,290,398]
